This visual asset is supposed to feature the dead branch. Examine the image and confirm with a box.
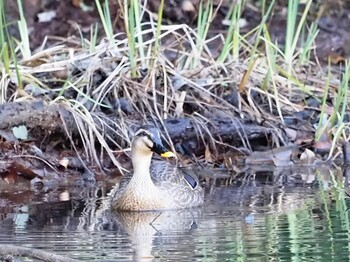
[0,244,78,262]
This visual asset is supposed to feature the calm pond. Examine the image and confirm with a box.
[0,166,349,261]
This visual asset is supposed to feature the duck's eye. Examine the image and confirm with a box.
[135,130,151,138]
[137,131,147,137]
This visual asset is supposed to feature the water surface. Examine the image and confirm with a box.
[0,166,349,261]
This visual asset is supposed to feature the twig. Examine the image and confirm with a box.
[0,244,79,262]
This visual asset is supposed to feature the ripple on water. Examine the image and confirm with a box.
[0,172,349,261]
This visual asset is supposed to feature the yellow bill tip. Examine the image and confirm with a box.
[160,151,177,158]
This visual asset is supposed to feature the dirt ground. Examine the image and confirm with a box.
[5,0,350,63]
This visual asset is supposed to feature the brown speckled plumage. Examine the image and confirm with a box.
[112,126,204,211]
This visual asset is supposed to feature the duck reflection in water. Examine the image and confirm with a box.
[113,208,202,261]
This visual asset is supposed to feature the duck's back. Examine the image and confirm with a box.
[150,160,204,209]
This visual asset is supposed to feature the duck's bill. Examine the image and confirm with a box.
[152,143,176,158]
[160,151,176,158]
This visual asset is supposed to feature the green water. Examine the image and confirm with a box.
[0,166,349,261]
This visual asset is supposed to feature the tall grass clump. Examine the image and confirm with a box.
[16,0,31,59]
[122,0,147,76]
[315,60,350,160]
[217,0,244,63]
[299,22,318,65]
[262,27,283,121]
[283,0,314,86]
[95,0,113,41]
[96,0,146,75]
[0,0,11,104]
[89,23,99,52]
[153,0,164,54]
[0,0,10,73]
[238,0,275,93]
[192,0,213,68]
[0,0,28,93]
[329,63,349,159]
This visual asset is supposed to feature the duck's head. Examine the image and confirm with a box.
[132,126,176,158]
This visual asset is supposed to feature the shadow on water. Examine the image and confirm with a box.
[1,165,350,261]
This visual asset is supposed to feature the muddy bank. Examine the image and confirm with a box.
[0,1,347,190]
[0,100,273,180]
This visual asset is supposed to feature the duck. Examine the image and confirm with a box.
[112,126,204,211]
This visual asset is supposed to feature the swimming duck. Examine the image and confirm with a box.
[112,126,204,211]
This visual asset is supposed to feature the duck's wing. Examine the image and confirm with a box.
[150,160,200,190]
[149,158,204,208]
[150,159,181,185]
[151,160,204,208]
[110,172,133,199]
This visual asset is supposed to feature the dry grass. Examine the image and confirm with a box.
[0,1,348,171]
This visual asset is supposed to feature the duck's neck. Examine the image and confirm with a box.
[130,149,154,185]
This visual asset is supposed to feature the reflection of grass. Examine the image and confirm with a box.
[0,1,348,170]
[191,168,348,260]
[331,171,350,258]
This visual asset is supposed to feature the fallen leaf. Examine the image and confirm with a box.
[59,157,85,169]
[59,158,70,169]
[328,53,345,64]
[245,146,298,166]
[1,165,18,184]
[181,0,195,12]
[12,162,41,180]
[204,146,213,163]
[59,190,70,201]
[300,149,316,165]
[12,125,28,140]
[0,162,41,183]
[37,10,57,22]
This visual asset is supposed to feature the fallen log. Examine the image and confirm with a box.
[0,100,275,147]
